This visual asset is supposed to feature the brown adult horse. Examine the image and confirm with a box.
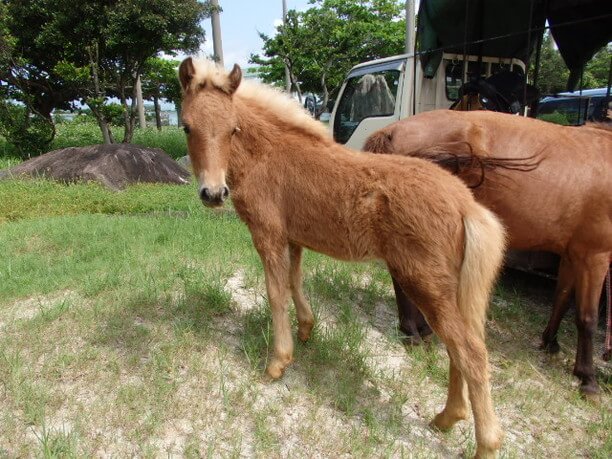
[179,58,506,458]
[364,110,612,397]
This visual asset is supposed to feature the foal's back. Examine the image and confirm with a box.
[271,138,472,264]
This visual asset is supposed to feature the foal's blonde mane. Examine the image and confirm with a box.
[189,59,330,140]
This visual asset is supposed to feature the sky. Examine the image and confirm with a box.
[196,0,313,69]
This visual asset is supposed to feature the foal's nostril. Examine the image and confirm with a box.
[221,186,230,200]
[200,187,212,202]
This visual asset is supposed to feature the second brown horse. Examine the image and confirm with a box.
[365,110,612,397]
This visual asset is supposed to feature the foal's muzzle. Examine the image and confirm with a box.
[199,185,230,207]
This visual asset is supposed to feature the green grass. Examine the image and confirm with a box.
[0,179,610,457]
[0,179,201,223]
[0,121,188,165]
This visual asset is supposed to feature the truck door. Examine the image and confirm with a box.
[331,60,404,150]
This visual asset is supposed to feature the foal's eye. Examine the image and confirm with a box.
[183,125,190,135]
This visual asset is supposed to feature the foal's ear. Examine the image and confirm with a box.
[178,57,196,91]
[228,64,242,94]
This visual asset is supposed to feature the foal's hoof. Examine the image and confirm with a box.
[266,358,293,380]
[430,410,465,431]
[298,322,314,342]
[473,428,504,459]
[473,446,500,459]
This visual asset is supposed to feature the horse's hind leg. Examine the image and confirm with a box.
[392,276,432,342]
[541,257,575,353]
[572,253,609,397]
[289,243,314,342]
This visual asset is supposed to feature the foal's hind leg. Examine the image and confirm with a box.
[431,353,469,430]
[541,257,575,353]
[436,317,503,458]
[398,283,502,458]
[289,243,314,342]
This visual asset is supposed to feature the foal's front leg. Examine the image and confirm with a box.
[256,242,294,379]
[289,243,315,342]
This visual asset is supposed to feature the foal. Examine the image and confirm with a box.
[179,58,506,457]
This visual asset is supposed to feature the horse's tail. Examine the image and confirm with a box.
[363,130,394,154]
[458,205,506,339]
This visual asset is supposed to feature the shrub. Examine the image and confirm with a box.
[0,102,54,159]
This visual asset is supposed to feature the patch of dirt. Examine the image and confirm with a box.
[0,290,78,330]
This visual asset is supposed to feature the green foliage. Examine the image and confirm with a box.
[584,45,612,89]
[251,0,406,106]
[141,57,182,116]
[537,111,571,126]
[0,102,54,159]
[1,0,211,149]
[533,34,610,94]
[100,103,125,127]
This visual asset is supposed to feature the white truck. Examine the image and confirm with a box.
[330,52,526,150]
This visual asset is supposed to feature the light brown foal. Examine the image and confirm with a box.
[178,58,507,458]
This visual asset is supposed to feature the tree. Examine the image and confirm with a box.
[251,0,406,118]
[583,44,611,89]
[1,0,211,148]
[141,58,181,131]
[532,33,610,95]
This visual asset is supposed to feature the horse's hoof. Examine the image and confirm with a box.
[580,385,601,405]
[399,328,433,347]
[399,324,433,339]
[539,339,560,354]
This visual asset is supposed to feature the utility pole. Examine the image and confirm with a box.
[405,0,416,54]
[283,0,291,92]
[211,0,224,67]
[136,75,146,129]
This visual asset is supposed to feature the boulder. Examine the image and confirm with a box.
[0,144,190,190]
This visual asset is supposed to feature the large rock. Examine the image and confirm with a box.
[0,144,190,190]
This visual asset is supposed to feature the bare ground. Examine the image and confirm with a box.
[0,269,610,458]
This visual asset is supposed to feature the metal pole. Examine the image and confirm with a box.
[136,75,146,129]
[283,0,291,92]
[211,0,224,67]
[405,1,416,54]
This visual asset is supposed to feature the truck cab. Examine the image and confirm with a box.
[330,53,525,150]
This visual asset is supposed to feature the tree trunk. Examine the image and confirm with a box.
[136,75,146,129]
[87,44,113,144]
[96,115,112,144]
[120,74,138,144]
[154,94,162,131]
[315,70,329,120]
[176,102,182,127]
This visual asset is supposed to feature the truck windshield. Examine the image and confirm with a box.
[333,70,400,144]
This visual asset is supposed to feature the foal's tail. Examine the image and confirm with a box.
[459,205,506,339]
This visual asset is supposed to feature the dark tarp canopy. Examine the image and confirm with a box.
[418,0,612,90]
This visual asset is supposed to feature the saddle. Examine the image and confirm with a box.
[453,71,540,114]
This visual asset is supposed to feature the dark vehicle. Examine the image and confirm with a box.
[537,88,611,125]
